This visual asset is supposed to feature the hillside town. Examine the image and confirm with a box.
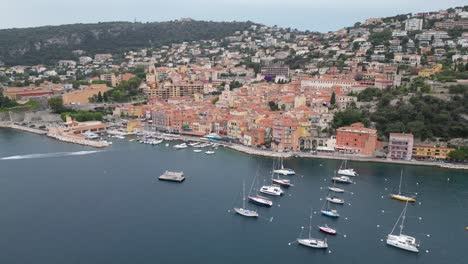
[1,7,468,163]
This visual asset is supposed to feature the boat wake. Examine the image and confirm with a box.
[1,150,102,160]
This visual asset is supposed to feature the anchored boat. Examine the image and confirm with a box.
[386,201,420,253]
[390,170,416,203]
[297,209,328,249]
[234,181,259,218]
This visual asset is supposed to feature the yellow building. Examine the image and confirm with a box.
[412,145,454,160]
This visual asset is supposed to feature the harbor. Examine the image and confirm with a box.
[0,128,467,264]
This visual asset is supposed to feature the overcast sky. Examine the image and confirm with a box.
[1,0,467,31]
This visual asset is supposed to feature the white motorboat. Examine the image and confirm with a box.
[386,202,420,253]
[234,181,259,218]
[260,185,284,196]
[188,142,199,147]
[326,196,345,205]
[193,149,203,153]
[82,131,99,140]
[174,143,188,149]
[297,209,328,249]
[205,150,215,155]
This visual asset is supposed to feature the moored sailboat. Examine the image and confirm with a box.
[390,170,416,203]
[386,201,420,253]
[234,181,259,218]
[297,209,328,249]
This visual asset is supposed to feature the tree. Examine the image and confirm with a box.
[268,101,279,111]
[332,109,368,128]
[330,91,336,105]
[48,97,67,113]
[97,92,103,102]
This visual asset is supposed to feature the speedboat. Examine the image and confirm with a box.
[174,143,188,149]
[332,176,353,184]
[386,234,419,253]
[318,225,337,235]
[205,150,215,155]
[337,168,358,177]
[193,149,203,153]
[328,186,345,193]
[234,207,259,218]
[326,196,345,205]
[321,209,340,218]
[297,238,328,249]
[272,178,294,187]
[248,195,273,207]
[260,185,284,196]
[273,168,296,176]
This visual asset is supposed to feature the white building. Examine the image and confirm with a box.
[405,18,423,31]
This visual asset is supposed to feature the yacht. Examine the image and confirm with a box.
[326,196,345,205]
[174,143,188,149]
[390,170,417,203]
[297,209,328,249]
[260,185,284,196]
[332,176,353,184]
[273,157,295,175]
[318,225,337,235]
[272,178,294,187]
[234,181,259,218]
[248,195,273,207]
[386,202,420,253]
[337,160,358,177]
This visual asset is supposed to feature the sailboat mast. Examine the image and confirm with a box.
[399,201,408,235]
[308,208,313,239]
[242,180,246,209]
[398,170,403,195]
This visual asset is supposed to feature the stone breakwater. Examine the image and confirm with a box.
[47,133,111,148]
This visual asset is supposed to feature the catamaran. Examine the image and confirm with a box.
[318,224,337,235]
[337,160,358,177]
[234,181,259,218]
[297,209,328,249]
[321,200,340,218]
[386,201,420,253]
[260,185,284,196]
[390,170,416,203]
[273,157,295,175]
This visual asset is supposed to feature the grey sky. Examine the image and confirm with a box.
[1,0,467,31]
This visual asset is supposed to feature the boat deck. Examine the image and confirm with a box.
[158,171,185,182]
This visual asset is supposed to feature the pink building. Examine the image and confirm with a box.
[388,133,414,160]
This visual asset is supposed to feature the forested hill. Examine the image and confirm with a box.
[0,20,255,65]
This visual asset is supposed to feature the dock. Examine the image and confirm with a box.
[158,171,185,182]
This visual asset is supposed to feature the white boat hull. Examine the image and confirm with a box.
[297,238,328,249]
[234,208,258,217]
[260,185,284,196]
[386,235,419,253]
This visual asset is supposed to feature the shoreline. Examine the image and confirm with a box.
[143,131,468,171]
[2,125,467,170]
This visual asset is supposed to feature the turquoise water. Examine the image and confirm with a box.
[0,128,467,264]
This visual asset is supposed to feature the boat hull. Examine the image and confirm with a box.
[386,237,419,253]
[297,239,328,249]
[272,179,293,187]
[328,187,345,193]
[234,208,258,217]
[321,210,339,218]
[390,194,416,203]
[248,196,273,207]
[318,226,337,235]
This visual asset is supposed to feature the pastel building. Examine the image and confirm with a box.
[335,122,378,156]
[388,133,414,160]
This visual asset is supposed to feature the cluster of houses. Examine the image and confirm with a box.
[1,7,466,160]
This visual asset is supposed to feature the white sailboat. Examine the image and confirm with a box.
[332,175,353,184]
[271,159,294,187]
[390,170,416,203]
[337,160,358,177]
[297,209,328,249]
[386,201,420,253]
[248,172,273,207]
[328,178,345,193]
[273,157,295,175]
[326,196,345,205]
[234,181,259,218]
